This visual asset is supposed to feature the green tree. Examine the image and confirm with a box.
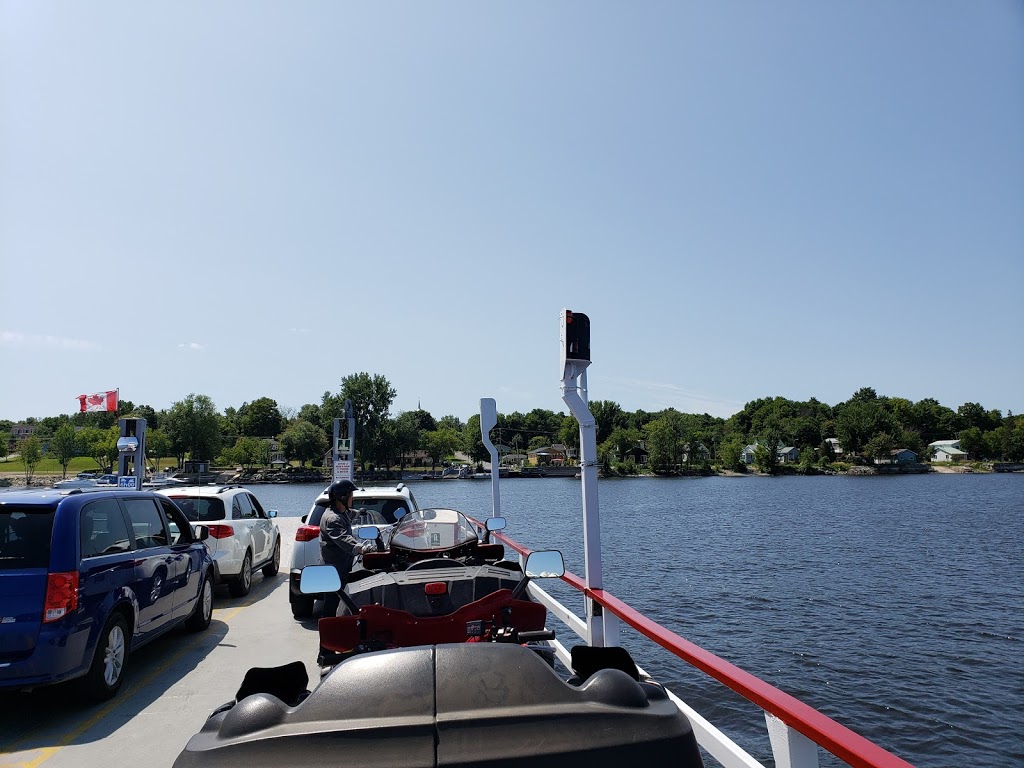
[957,427,986,460]
[424,428,461,472]
[557,416,580,459]
[588,400,624,445]
[322,373,397,471]
[718,437,745,471]
[232,436,272,470]
[462,414,489,463]
[238,397,284,438]
[836,400,894,456]
[391,411,424,472]
[754,424,784,474]
[643,416,678,470]
[163,394,222,463]
[147,429,172,471]
[280,420,328,467]
[863,433,896,463]
[18,435,43,485]
[437,415,464,431]
[79,426,119,473]
[50,423,79,479]
[297,404,323,431]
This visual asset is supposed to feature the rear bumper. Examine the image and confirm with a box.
[0,622,91,691]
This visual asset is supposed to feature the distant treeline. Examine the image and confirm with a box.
[5,378,1023,475]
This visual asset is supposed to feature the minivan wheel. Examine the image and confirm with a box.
[81,612,128,701]
[262,539,281,577]
[229,552,253,597]
[186,572,214,631]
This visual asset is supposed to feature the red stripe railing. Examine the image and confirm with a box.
[490,526,916,768]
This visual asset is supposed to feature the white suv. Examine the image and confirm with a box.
[288,483,418,618]
[158,485,281,597]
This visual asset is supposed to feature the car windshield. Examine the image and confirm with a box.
[0,508,55,569]
[167,496,226,522]
[388,508,478,552]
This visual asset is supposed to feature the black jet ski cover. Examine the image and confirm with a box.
[173,643,703,768]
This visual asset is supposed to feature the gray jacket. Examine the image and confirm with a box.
[319,506,360,574]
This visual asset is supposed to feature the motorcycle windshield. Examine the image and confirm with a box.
[388,508,478,552]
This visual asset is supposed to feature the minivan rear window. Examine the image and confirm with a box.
[0,508,55,569]
[168,496,225,522]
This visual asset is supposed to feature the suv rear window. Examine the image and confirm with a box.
[168,496,226,522]
[0,508,55,569]
[307,498,409,527]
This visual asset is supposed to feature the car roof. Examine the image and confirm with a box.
[313,483,414,505]
[0,487,168,508]
[156,485,248,497]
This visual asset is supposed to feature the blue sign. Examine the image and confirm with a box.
[118,476,138,489]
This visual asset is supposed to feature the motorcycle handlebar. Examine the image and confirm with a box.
[516,629,556,642]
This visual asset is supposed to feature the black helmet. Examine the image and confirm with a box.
[326,479,357,504]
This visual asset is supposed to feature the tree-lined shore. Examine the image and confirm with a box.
[4,376,1022,483]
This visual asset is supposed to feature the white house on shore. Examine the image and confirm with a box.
[929,439,968,462]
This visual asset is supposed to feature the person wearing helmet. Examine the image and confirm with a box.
[318,479,371,618]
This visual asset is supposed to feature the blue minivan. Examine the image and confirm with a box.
[0,487,215,700]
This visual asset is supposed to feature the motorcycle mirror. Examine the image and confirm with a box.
[356,525,380,541]
[524,550,565,579]
[485,517,506,532]
[300,565,341,595]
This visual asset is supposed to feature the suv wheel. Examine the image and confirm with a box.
[290,589,314,619]
[262,538,281,577]
[81,612,128,701]
[229,551,253,597]
[186,571,214,631]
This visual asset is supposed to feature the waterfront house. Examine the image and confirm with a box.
[874,448,918,465]
[778,446,799,464]
[824,438,843,457]
[929,439,967,462]
[682,442,711,464]
[741,442,798,464]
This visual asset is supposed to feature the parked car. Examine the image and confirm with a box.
[0,487,215,701]
[156,485,280,597]
[288,483,419,618]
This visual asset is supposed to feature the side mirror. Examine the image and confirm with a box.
[524,550,565,579]
[268,509,278,519]
[193,525,210,542]
[356,526,380,541]
[301,514,308,524]
[485,517,506,532]
[300,565,341,594]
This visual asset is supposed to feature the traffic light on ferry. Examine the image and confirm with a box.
[564,311,590,362]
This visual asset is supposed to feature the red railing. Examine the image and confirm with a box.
[490,526,916,768]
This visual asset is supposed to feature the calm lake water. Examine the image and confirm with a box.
[253,474,1023,768]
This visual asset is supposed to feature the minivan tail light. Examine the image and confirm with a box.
[44,571,79,623]
[207,525,234,539]
[295,525,320,542]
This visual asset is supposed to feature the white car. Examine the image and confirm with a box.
[288,483,419,618]
[158,485,281,597]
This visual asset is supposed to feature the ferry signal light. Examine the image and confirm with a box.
[564,311,590,362]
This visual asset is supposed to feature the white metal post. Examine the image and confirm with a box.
[559,309,606,647]
[480,398,501,518]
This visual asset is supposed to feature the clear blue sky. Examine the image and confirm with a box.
[2,2,1021,425]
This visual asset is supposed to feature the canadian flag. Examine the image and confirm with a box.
[78,390,118,413]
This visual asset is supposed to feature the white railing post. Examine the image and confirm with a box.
[560,309,606,646]
[766,713,820,768]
